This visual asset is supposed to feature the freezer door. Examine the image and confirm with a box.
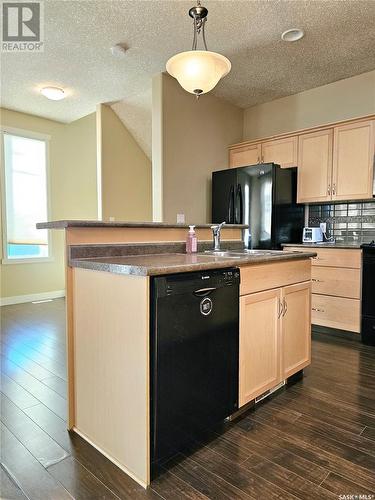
[212,168,237,223]
[237,164,273,248]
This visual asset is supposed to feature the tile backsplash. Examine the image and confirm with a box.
[308,201,375,244]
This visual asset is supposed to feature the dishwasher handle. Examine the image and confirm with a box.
[193,287,217,297]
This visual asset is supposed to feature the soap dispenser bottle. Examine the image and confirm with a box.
[186,225,197,254]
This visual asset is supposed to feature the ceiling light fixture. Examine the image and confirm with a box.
[110,43,128,57]
[40,86,66,100]
[281,28,304,42]
[166,1,231,99]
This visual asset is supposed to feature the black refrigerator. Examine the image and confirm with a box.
[212,163,304,249]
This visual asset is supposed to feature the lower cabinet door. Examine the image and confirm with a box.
[239,289,281,407]
[282,281,311,379]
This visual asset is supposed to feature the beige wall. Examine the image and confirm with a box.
[153,73,243,224]
[243,70,375,141]
[0,108,97,301]
[98,104,152,221]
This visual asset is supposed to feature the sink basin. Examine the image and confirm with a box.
[198,251,243,259]
[202,249,283,257]
[232,249,284,256]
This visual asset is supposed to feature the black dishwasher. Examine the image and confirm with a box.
[150,268,240,476]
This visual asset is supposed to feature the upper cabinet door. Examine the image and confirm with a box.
[297,129,333,204]
[332,120,375,201]
[239,288,281,406]
[281,281,311,380]
[261,136,298,168]
[229,143,261,168]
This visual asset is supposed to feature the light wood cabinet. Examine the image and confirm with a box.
[312,294,360,333]
[332,120,375,201]
[230,115,375,203]
[239,261,312,407]
[229,143,261,168]
[284,247,361,333]
[239,289,281,406]
[311,266,361,299]
[297,120,374,203]
[282,282,311,379]
[297,129,333,203]
[229,136,298,169]
[286,247,361,269]
[262,136,298,168]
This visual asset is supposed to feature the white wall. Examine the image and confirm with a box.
[243,70,375,141]
[152,73,244,224]
[97,104,152,222]
[0,108,98,303]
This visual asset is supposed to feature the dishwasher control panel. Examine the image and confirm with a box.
[156,268,240,297]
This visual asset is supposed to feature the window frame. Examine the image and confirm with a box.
[1,126,53,265]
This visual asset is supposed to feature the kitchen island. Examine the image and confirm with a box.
[38,220,315,487]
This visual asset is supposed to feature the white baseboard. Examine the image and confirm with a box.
[0,290,65,306]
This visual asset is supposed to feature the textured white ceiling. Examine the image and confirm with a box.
[110,88,152,159]
[2,0,375,127]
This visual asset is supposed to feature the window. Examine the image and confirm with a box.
[1,130,50,262]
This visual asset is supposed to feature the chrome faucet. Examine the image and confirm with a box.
[211,222,226,251]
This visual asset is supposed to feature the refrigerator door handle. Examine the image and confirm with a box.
[228,185,235,223]
[235,184,243,224]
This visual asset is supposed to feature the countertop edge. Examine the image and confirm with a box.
[70,252,316,277]
[37,220,249,230]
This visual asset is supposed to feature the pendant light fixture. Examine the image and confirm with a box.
[166,1,231,98]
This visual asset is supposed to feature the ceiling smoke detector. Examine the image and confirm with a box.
[110,44,128,57]
[281,28,304,42]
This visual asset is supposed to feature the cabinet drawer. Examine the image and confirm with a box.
[312,266,361,299]
[240,259,311,296]
[286,247,361,269]
[312,294,360,332]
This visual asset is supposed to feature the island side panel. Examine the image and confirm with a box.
[65,226,243,245]
[72,267,150,486]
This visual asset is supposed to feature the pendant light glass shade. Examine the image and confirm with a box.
[166,50,231,96]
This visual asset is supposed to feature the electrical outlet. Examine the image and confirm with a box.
[109,216,115,222]
[320,222,327,234]
[177,213,185,224]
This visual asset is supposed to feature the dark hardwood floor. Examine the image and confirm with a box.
[1,298,375,499]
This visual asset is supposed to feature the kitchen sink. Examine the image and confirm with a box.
[202,249,284,257]
[198,251,243,259]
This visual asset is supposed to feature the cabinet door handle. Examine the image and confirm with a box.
[283,298,287,317]
[327,185,331,195]
[312,278,323,282]
[332,183,336,195]
[312,307,325,313]
[277,300,283,318]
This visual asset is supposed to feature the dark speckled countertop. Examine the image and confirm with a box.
[70,250,316,277]
[283,243,363,249]
[37,220,248,230]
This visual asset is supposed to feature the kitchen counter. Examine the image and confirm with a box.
[70,250,316,276]
[40,219,314,488]
[283,242,363,249]
[37,219,248,229]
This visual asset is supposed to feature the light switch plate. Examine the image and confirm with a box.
[177,213,185,224]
